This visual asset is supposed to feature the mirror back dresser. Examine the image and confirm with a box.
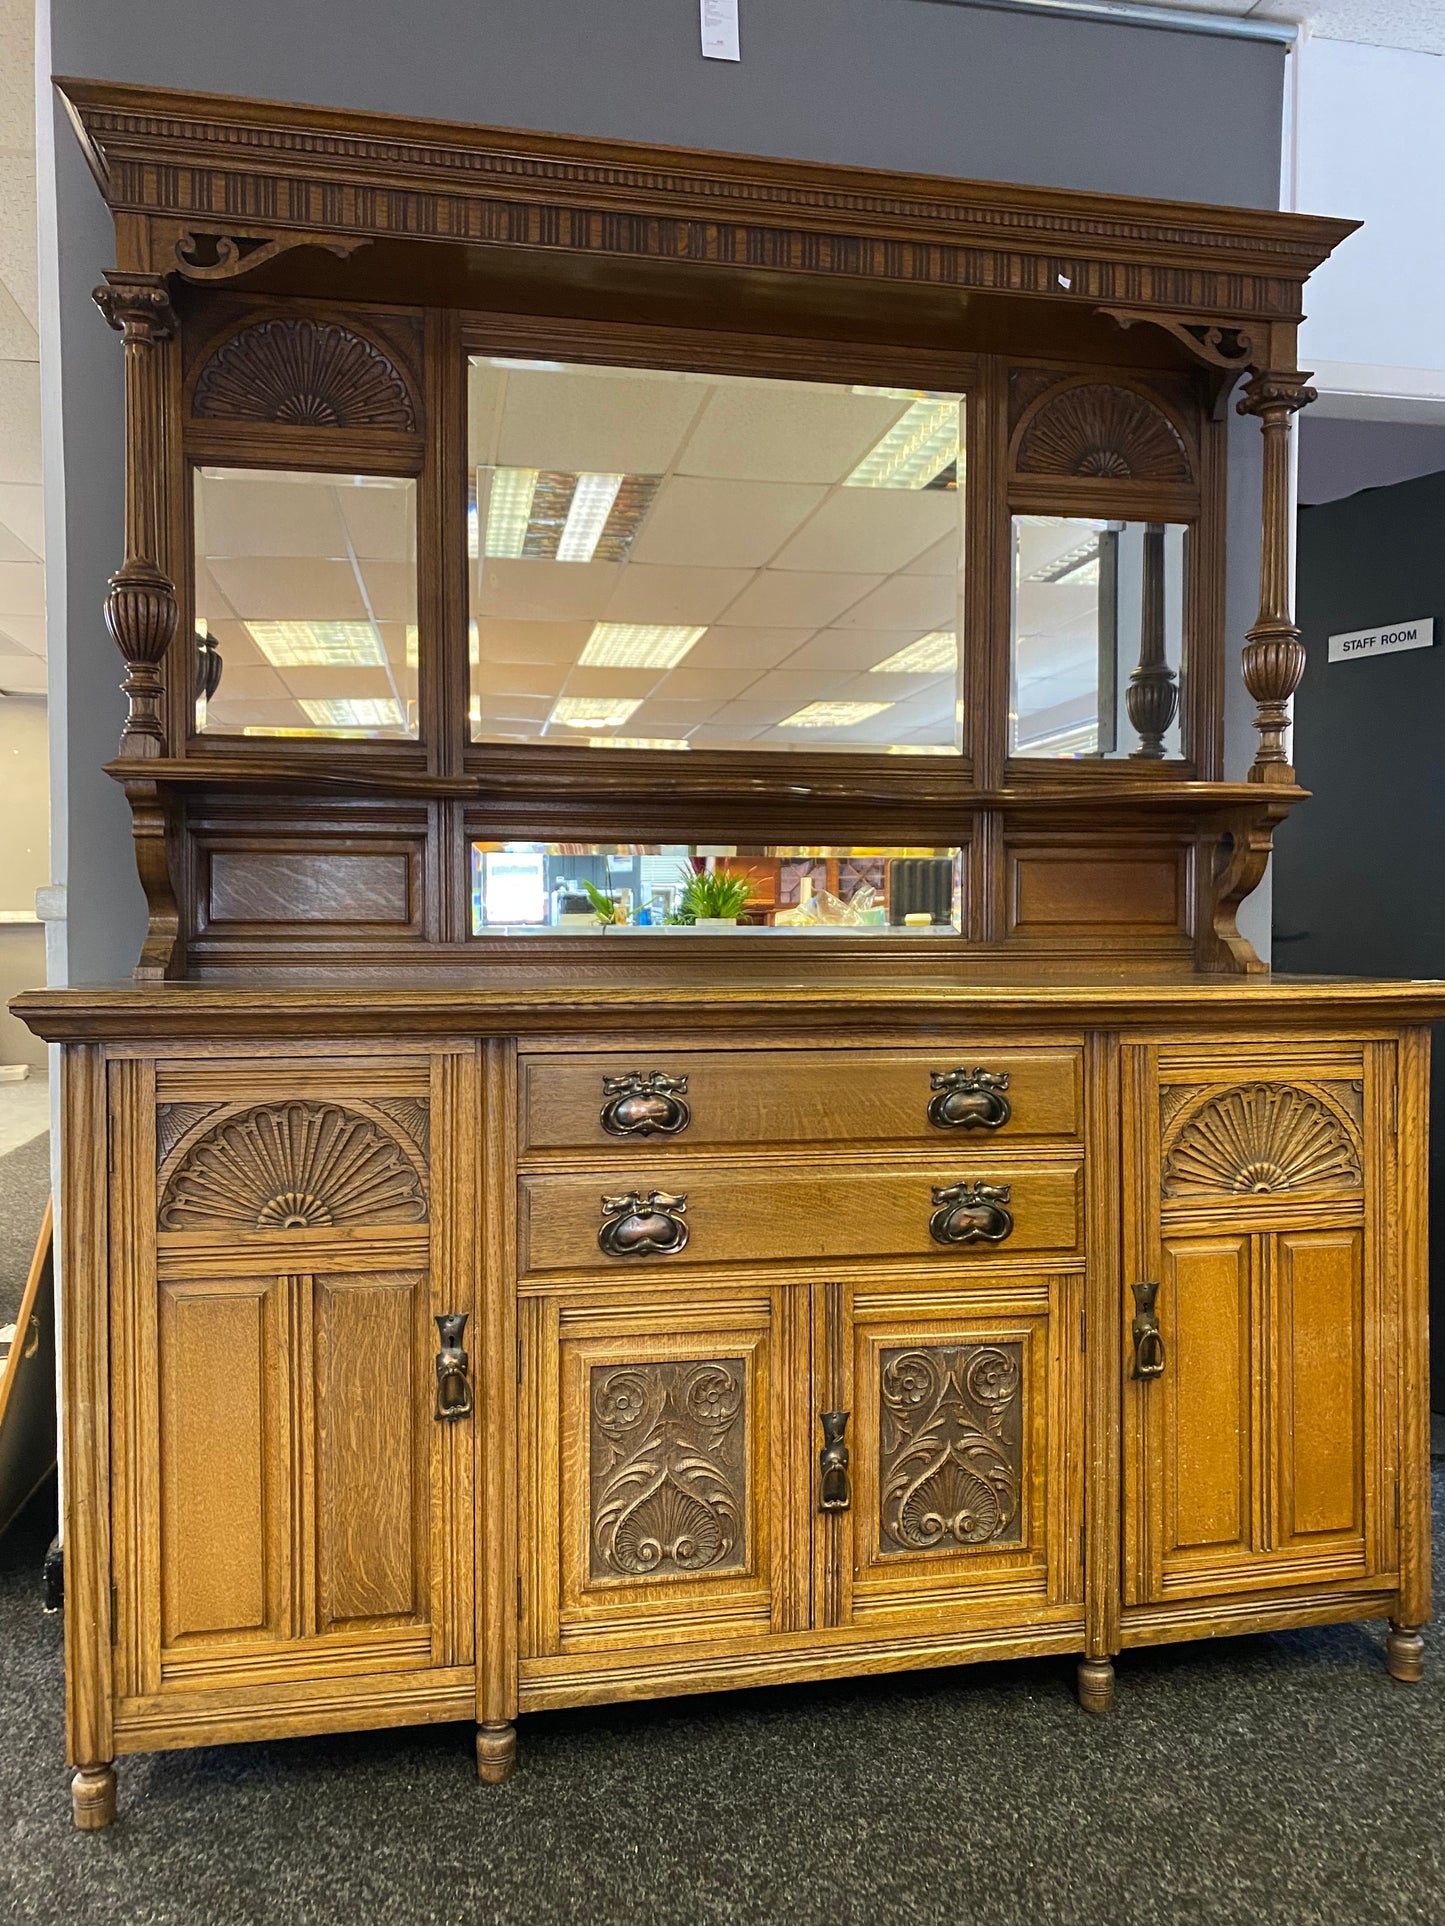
[18,78,1443,1828]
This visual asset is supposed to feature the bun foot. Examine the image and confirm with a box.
[1387,1623,1424,1683]
[476,1720,516,1784]
[71,1764,116,1830]
[1077,1657,1115,1714]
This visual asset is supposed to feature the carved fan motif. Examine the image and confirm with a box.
[1163,1083,1361,1198]
[589,1360,746,1580]
[1015,382,1191,482]
[158,1101,428,1230]
[192,319,418,430]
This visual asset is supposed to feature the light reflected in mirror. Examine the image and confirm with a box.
[470,843,962,935]
[193,467,419,738]
[466,358,964,754]
[1010,516,1187,760]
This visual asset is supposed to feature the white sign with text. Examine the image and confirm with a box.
[1328,617,1435,663]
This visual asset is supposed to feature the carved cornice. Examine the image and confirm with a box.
[59,77,1358,323]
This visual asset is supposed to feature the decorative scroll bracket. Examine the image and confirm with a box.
[171,228,372,283]
[1096,307,1255,418]
[93,272,180,760]
[1237,369,1317,787]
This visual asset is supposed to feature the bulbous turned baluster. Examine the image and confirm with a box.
[1126,521,1178,758]
[1237,369,1316,785]
[93,272,180,758]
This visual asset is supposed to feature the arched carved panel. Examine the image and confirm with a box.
[1014,380,1192,483]
[589,1359,746,1580]
[191,318,418,431]
[879,1342,1023,1553]
[1161,1082,1362,1199]
[157,1100,429,1230]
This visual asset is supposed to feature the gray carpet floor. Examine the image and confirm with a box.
[0,1131,49,1327]
[1,1468,1443,1926]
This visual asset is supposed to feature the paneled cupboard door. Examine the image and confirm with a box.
[108,1055,476,1705]
[520,1287,812,1658]
[1122,1045,1390,1608]
[816,1277,1083,1633]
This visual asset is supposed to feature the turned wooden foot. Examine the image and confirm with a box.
[1077,1657,1115,1714]
[476,1721,516,1784]
[1387,1623,1425,1683]
[71,1764,116,1830]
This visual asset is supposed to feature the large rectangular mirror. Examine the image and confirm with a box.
[1010,516,1187,760]
[467,358,964,754]
[193,467,419,738]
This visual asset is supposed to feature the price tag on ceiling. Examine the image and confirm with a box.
[701,0,741,61]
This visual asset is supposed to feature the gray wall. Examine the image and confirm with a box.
[1273,469,1445,1401]
[1300,415,1445,507]
[41,0,1288,983]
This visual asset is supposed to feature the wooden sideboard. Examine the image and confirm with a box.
[25,79,1439,1827]
[17,976,1439,1826]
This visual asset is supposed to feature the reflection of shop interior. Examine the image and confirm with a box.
[471,845,960,932]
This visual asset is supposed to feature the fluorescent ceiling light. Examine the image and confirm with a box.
[578,623,706,669]
[870,631,957,675]
[887,744,954,755]
[299,697,407,732]
[556,473,624,562]
[845,400,958,489]
[778,700,894,729]
[482,468,538,558]
[246,621,385,668]
[549,695,643,730]
[588,736,691,750]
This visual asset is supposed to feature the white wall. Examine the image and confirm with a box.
[1295,36,1445,421]
[0,691,48,1067]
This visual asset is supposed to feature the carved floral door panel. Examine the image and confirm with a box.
[818,1277,1083,1632]
[108,1053,476,1702]
[520,1286,812,1658]
[1122,1043,1390,1608]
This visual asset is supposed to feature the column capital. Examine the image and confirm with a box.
[92,271,177,344]
[1236,370,1317,420]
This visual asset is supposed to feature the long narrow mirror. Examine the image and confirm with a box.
[1010,516,1187,760]
[467,359,964,755]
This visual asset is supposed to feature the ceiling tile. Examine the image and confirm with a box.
[716,571,883,628]
[650,664,760,701]
[602,563,753,624]
[0,484,42,558]
[772,489,959,575]
[631,477,827,569]
[677,386,905,484]
[685,626,814,669]
[777,629,927,673]
[207,558,367,622]
[473,558,623,621]
[474,618,595,664]
[491,365,710,473]
[0,361,39,487]
[0,559,43,618]
[833,575,959,632]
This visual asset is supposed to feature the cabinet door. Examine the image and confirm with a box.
[520,1286,810,1659]
[1124,1047,1384,1608]
[821,1276,1083,1633]
[110,1057,475,1705]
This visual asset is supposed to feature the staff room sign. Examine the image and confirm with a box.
[1328,617,1435,663]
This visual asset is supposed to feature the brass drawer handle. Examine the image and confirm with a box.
[928,1067,1011,1130]
[434,1313,474,1421]
[598,1189,690,1258]
[819,1410,851,1511]
[600,1071,691,1138]
[929,1180,1014,1246]
[1131,1282,1166,1379]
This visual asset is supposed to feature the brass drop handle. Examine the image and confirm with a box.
[1131,1282,1166,1380]
[928,1067,1011,1130]
[819,1410,851,1511]
[929,1180,1014,1246]
[598,1190,690,1258]
[434,1313,474,1421]
[600,1071,691,1138]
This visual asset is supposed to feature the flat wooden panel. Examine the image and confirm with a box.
[206,850,414,929]
[1275,1229,1364,1545]
[159,1281,271,1642]
[1008,847,1187,937]
[314,1272,424,1629]
[520,1048,1082,1156]
[520,1159,1081,1276]
[1160,1234,1253,1566]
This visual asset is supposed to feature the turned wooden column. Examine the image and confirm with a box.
[1236,369,1316,785]
[92,271,179,758]
[1126,522,1178,758]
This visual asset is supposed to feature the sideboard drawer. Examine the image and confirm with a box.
[519,1048,1083,1157]
[518,1159,1082,1276]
